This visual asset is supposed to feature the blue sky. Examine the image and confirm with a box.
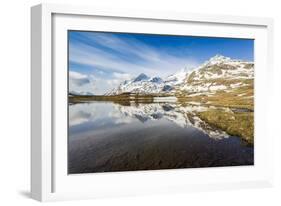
[68,31,254,94]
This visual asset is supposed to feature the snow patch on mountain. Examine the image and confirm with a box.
[165,67,190,85]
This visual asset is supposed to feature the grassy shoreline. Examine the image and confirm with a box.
[69,93,174,105]
[197,110,253,144]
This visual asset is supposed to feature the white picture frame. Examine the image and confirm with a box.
[31,3,274,202]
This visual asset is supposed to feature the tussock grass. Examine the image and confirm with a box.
[197,110,254,144]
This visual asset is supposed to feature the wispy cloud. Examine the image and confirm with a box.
[69,32,200,94]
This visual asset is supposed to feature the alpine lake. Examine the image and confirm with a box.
[68,93,254,174]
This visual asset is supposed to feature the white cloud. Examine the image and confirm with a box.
[69,42,154,76]
[69,34,199,78]
[69,71,87,79]
[84,33,161,63]
[112,72,132,80]
[69,71,95,94]
[69,71,128,95]
[69,71,90,86]
[69,32,201,94]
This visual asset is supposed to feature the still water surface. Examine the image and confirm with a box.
[68,101,253,174]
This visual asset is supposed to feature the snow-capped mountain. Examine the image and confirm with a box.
[203,54,232,66]
[106,73,166,95]
[107,55,254,96]
[179,55,254,95]
[106,70,189,95]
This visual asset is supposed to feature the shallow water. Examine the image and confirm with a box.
[68,101,253,174]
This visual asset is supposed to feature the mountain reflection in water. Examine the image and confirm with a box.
[68,101,253,174]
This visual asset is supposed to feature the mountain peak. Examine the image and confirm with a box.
[199,54,232,68]
[208,54,231,63]
[133,73,149,82]
[150,76,163,83]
